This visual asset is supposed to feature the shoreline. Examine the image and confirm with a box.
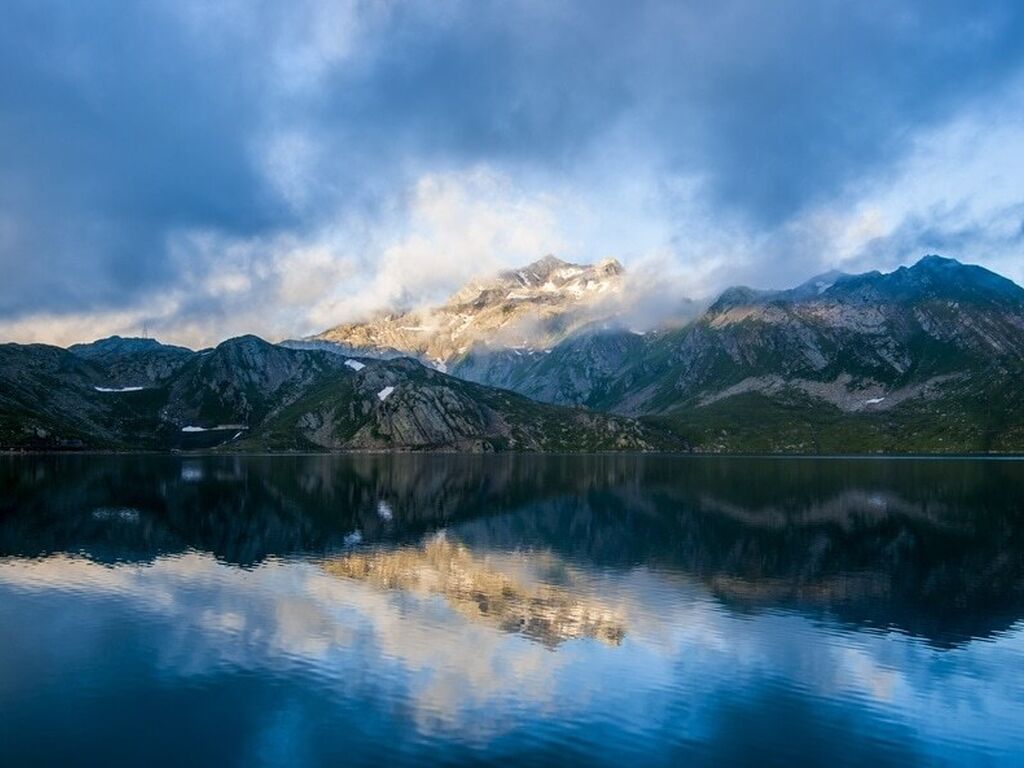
[3,449,1023,460]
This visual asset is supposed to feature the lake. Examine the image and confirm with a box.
[1,454,1023,766]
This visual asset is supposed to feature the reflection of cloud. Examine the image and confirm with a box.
[0,552,569,739]
[1,552,1023,760]
[323,534,626,648]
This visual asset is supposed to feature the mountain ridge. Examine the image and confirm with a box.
[0,334,680,453]
[3,254,1023,454]
[447,254,1024,452]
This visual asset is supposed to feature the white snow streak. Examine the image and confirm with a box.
[181,425,248,433]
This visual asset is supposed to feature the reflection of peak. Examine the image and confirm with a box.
[323,535,625,648]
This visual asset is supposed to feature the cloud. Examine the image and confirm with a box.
[642,72,1024,297]
[0,167,578,347]
[2,0,1024,345]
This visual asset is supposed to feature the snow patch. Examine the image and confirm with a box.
[344,530,363,546]
[94,385,145,393]
[181,425,248,433]
[377,386,395,401]
[377,500,394,521]
[344,359,366,371]
[864,397,886,405]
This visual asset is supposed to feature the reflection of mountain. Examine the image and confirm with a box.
[0,454,607,563]
[323,535,625,648]
[452,479,1024,646]
[2,454,1022,645]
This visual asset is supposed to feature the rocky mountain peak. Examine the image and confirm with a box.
[313,255,626,365]
[503,254,574,283]
[215,334,274,355]
[69,335,192,358]
[826,254,1024,307]
[916,253,959,268]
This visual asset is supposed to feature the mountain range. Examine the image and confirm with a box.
[2,254,1022,453]
[0,334,675,452]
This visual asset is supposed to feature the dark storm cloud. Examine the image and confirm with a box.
[0,1,290,315]
[2,0,1024,325]
[302,0,1024,221]
[639,0,1024,223]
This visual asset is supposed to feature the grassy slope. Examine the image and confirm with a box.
[651,380,1024,454]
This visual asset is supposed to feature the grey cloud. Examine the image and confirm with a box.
[2,0,1024,333]
[853,202,1024,275]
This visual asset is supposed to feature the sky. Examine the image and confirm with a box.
[2,0,1024,348]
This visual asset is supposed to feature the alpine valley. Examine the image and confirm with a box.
[2,254,1023,453]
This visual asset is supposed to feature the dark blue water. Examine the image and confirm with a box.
[1,455,1023,766]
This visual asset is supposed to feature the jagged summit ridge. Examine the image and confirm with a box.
[498,254,623,287]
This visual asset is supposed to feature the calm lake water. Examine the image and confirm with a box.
[1,455,1023,766]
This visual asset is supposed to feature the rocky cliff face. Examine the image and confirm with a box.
[452,324,651,409]
[312,255,624,367]
[162,335,347,428]
[654,255,1024,407]
[253,356,678,453]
